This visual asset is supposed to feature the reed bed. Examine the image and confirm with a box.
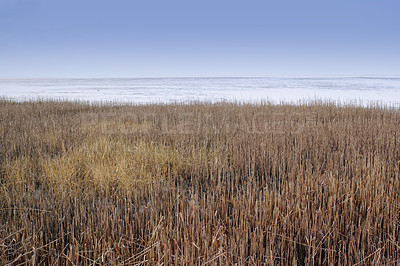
[1,99,400,265]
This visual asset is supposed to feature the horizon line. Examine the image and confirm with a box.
[1,75,400,80]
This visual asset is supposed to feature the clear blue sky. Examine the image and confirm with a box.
[1,0,399,78]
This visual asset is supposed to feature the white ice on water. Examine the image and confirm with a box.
[0,77,399,107]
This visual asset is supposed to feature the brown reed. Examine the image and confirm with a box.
[1,99,400,264]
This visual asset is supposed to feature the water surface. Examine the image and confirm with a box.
[1,77,399,106]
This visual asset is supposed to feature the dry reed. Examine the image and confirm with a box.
[1,99,400,264]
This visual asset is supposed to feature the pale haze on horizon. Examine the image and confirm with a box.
[0,0,399,78]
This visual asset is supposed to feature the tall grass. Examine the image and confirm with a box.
[1,99,400,264]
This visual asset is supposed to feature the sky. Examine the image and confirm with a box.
[0,0,399,78]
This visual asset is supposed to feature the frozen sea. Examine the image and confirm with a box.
[1,77,400,107]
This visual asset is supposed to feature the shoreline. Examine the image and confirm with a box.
[1,97,399,110]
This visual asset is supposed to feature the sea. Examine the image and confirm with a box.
[1,77,400,107]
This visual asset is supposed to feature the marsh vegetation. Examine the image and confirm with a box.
[1,100,400,264]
